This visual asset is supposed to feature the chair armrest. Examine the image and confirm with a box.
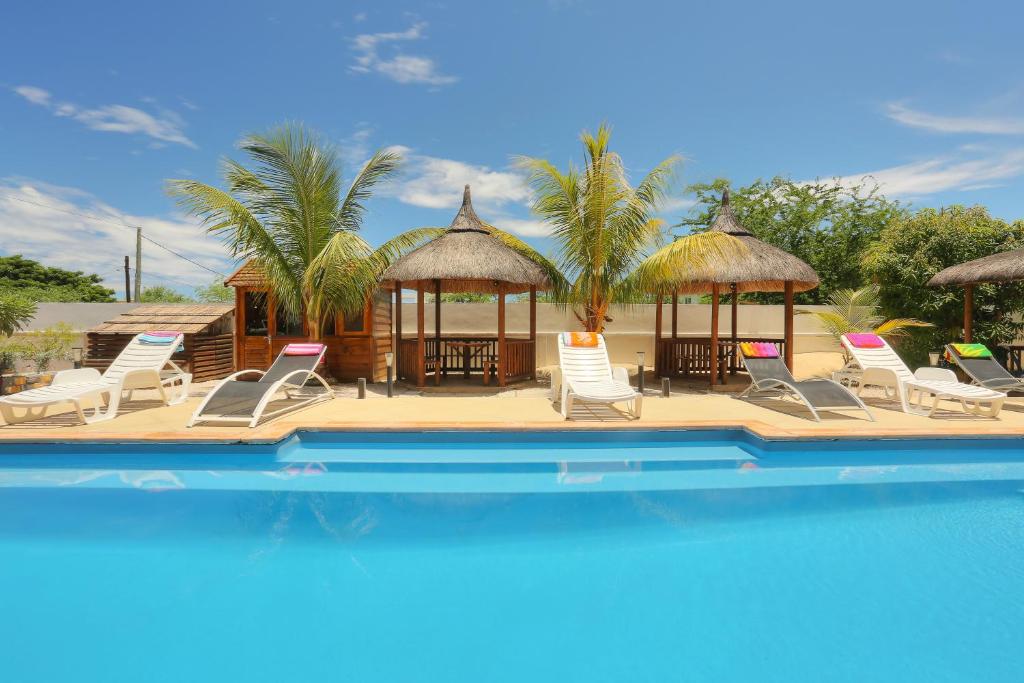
[861,367,900,386]
[914,367,957,383]
[119,368,163,390]
[612,366,630,385]
[52,368,102,385]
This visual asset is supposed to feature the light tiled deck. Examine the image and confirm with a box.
[2,382,1024,443]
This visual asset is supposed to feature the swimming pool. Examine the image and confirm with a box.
[0,430,1021,682]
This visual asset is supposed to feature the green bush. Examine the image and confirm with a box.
[23,323,77,373]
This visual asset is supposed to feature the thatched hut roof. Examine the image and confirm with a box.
[664,189,820,294]
[928,248,1024,287]
[381,185,551,294]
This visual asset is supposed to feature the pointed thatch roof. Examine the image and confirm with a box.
[665,189,820,294]
[928,248,1024,287]
[381,185,551,294]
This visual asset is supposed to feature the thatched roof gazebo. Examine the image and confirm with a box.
[655,189,820,385]
[928,247,1024,342]
[381,185,552,387]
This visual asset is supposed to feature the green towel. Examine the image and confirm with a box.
[951,343,992,359]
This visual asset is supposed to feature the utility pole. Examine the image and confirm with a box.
[124,256,132,302]
[133,227,142,301]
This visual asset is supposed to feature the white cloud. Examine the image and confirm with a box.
[12,85,196,148]
[385,148,530,210]
[885,102,1024,135]
[349,22,457,86]
[0,179,231,293]
[815,148,1024,197]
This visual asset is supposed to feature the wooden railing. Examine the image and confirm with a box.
[656,337,786,381]
[397,336,535,385]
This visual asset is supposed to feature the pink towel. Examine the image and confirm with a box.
[739,342,779,358]
[144,330,180,337]
[283,343,325,356]
[845,333,885,349]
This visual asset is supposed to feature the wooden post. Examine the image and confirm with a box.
[434,278,442,385]
[710,283,720,387]
[730,283,738,375]
[784,281,795,371]
[233,286,244,371]
[964,284,974,342]
[529,285,537,380]
[394,281,402,380]
[655,294,663,376]
[124,255,132,302]
[671,290,678,339]
[416,282,425,387]
[497,287,506,387]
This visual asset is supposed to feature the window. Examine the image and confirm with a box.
[243,292,268,335]
[275,303,304,336]
[343,306,365,333]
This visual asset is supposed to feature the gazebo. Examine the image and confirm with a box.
[381,185,552,387]
[654,189,820,386]
[928,248,1024,343]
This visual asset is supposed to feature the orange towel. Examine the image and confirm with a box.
[563,332,599,347]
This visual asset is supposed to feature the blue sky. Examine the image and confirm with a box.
[2,0,1024,294]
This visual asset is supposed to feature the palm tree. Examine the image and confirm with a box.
[798,285,932,360]
[0,290,36,337]
[168,124,435,340]
[518,124,737,332]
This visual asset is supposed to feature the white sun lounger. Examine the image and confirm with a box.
[0,332,191,426]
[840,334,1005,418]
[187,343,332,428]
[555,333,641,419]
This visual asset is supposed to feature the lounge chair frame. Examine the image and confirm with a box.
[738,355,874,422]
[944,344,1024,393]
[0,334,190,426]
[188,346,332,428]
[841,335,1005,418]
[555,334,641,420]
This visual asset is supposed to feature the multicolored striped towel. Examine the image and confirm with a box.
[138,332,183,351]
[951,343,992,358]
[845,333,885,349]
[283,343,325,356]
[739,342,779,358]
[562,332,599,347]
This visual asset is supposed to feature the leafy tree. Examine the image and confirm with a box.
[0,289,37,336]
[863,205,1024,366]
[797,285,931,362]
[139,286,195,303]
[194,279,234,303]
[0,255,115,302]
[680,177,904,304]
[169,123,436,340]
[427,292,495,303]
[518,124,734,332]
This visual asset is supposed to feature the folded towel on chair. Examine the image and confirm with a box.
[739,342,779,358]
[145,330,181,337]
[562,332,599,347]
[845,333,885,348]
[283,343,325,356]
[950,343,992,358]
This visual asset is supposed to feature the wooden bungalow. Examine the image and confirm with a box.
[654,189,819,386]
[87,304,235,382]
[381,185,551,388]
[224,262,392,382]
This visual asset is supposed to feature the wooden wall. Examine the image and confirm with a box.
[85,332,234,383]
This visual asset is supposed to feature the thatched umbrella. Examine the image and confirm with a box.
[655,189,820,383]
[381,185,551,387]
[927,248,1024,342]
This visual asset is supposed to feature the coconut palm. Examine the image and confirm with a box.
[0,290,36,337]
[518,124,738,332]
[798,285,932,360]
[168,124,436,340]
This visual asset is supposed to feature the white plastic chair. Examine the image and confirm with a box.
[555,333,641,420]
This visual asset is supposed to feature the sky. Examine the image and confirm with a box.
[2,0,1024,296]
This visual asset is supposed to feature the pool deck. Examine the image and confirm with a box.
[3,384,1024,443]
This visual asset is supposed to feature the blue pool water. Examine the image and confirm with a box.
[0,430,1022,682]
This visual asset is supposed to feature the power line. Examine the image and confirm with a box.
[0,192,227,278]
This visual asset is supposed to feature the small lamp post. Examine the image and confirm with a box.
[636,351,645,393]
[72,347,83,370]
[385,352,394,398]
[928,351,941,367]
